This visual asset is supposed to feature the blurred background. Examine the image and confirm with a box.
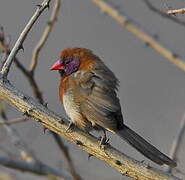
[0,0,185,179]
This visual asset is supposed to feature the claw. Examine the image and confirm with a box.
[99,136,109,147]
[65,122,74,133]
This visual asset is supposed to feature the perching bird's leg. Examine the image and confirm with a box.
[99,130,109,148]
[65,121,74,132]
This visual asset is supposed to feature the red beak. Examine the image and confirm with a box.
[50,60,64,70]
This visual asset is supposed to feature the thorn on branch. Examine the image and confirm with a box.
[28,108,34,113]
[23,108,34,117]
[43,127,49,134]
[172,53,178,59]
[76,140,83,146]
[88,153,93,160]
[153,34,159,40]
[23,111,29,116]
[123,171,129,176]
[19,44,24,52]
[115,160,122,166]
[145,41,150,47]
[46,2,50,10]
[36,4,42,9]
[123,19,129,26]
[22,95,28,100]
[59,119,64,124]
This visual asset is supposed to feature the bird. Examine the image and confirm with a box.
[50,47,177,167]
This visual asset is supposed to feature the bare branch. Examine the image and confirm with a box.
[30,0,61,73]
[0,116,28,126]
[0,155,71,180]
[91,0,185,72]
[0,80,181,180]
[0,116,38,163]
[142,0,185,27]
[0,34,44,104]
[0,0,51,78]
[167,114,185,173]
[167,8,185,15]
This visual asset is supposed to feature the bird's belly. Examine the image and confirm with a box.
[63,90,81,123]
[63,89,93,131]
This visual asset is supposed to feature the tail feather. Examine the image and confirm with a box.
[117,125,177,167]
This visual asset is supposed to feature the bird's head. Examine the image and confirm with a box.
[50,48,95,76]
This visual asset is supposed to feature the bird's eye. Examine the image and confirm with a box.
[65,61,70,65]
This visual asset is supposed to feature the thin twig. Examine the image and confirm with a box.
[0,80,181,180]
[52,133,82,180]
[0,155,71,180]
[30,0,61,73]
[92,0,185,72]
[167,114,185,173]
[29,0,81,178]
[0,35,44,104]
[0,111,70,179]
[0,0,51,78]
[167,8,185,15]
[14,58,44,104]
[0,27,9,69]
[0,115,36,162]
[0,116,28,126]
[142,0,185,27]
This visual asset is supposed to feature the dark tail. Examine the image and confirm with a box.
[117,125,177,167]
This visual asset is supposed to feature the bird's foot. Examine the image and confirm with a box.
[99,134,109,150]
[65,122,74,133]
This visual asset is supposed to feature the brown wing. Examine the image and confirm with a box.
[71,61,124,132]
